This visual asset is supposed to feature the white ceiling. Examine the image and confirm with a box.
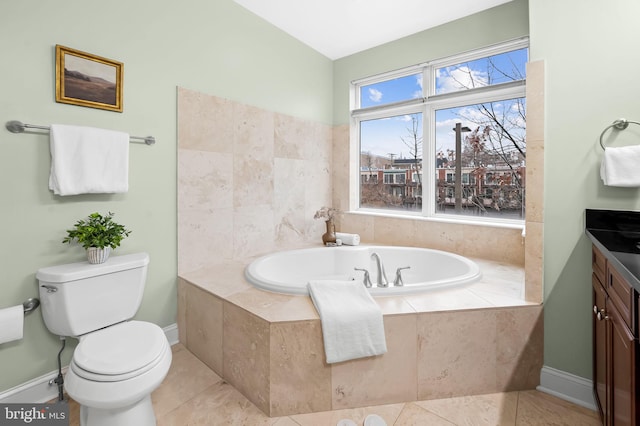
[234,0,513,60]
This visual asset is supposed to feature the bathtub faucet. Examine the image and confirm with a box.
[354,267,372,288]
[370,252,389,287]
[394,266,411,287]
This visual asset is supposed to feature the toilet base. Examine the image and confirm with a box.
[80,395,156,426]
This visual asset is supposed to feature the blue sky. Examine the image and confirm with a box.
[359,48,527,159]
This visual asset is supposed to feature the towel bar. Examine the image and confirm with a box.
[5,120,155,145]
[599,118,640,150]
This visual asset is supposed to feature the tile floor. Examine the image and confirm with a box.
[63,344,600,425]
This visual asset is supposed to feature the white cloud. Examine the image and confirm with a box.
[437,66,488,94]
[413,74,424,99]
[368,88,383,102]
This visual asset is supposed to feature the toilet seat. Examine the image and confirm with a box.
[72,321,168,382]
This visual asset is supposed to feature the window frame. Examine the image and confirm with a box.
[350,37,529,225]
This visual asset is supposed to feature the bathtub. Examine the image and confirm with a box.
[245,245,482,296]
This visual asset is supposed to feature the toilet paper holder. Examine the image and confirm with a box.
[22,298,40,315]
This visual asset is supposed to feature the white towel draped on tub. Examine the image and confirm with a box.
[308,280,387,364]
[600,145,640,187]
[49,124,129,195]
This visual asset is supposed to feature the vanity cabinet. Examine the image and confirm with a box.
[592,245,638,426]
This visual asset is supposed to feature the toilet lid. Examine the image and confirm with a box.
[73,321,167,378]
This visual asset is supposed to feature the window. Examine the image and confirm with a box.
[360,73,422,108]
[352,39,528,222]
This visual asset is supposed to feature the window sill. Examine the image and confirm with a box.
[347,208,525,231]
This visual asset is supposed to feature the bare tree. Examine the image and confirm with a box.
[443,54,526,217]
[400,114,422,209]
[362,151,375,182]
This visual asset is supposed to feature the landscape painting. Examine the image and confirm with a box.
[55,45,123,112]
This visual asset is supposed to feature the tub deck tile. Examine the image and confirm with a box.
[227,287,319,322]
[178,256,542,417]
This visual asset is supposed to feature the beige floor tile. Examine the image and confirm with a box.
[415,392,519,426]
[289,403,403,426]
[394,402,457,425]
[152,344,223,417]
[158,381,281,426]
[515,390,600,426]
[272,417,303,426]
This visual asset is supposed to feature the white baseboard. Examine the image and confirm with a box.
[537,365,597,411]
[164,323,179,346]
[0,323,179,404]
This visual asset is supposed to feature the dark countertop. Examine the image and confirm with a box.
[586,209,640,293]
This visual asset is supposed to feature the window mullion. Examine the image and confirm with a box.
[422,64,434,217]
[351,97,424,117]
[423,101,435,217]
[427,80,525,106]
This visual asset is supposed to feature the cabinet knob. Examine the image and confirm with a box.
[593,305,608,321]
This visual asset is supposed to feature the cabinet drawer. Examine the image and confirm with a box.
[608,265,633,332]
[592,246,606,284]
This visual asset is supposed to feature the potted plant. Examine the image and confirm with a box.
[62,212,131,264]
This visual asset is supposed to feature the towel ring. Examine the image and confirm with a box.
[599,118,640,150]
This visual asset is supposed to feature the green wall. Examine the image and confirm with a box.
[0,0,332,392]
[530,0,640,378]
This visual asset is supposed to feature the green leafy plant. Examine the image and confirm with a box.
[62,212,131,249]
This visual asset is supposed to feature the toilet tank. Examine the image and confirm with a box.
[36,252,150,337]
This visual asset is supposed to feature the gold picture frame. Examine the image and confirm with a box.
[55,45,123,112]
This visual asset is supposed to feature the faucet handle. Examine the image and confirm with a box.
[393,266,411,287]
[354,267,372,288]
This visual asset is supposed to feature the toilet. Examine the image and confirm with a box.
[37,252,172,426]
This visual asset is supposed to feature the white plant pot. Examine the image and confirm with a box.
[87,247,112,264]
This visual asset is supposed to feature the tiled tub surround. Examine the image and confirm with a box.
[177,87,334,275]
[176,69,545,417]
[177,256,543,417]
[177,86,542,302]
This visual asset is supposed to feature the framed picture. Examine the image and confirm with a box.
[55,45,123,112]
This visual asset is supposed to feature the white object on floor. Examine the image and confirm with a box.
[49,124,130,195]
[336,419,357,426]
[364,414,388,426]
[308,280,387,363]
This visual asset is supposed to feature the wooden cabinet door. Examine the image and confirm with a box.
[609,301,636,426]
[593,275,608,423]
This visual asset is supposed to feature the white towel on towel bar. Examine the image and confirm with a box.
[308,280,387,364]
[49,124,129,195]
[600,145,640,187]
